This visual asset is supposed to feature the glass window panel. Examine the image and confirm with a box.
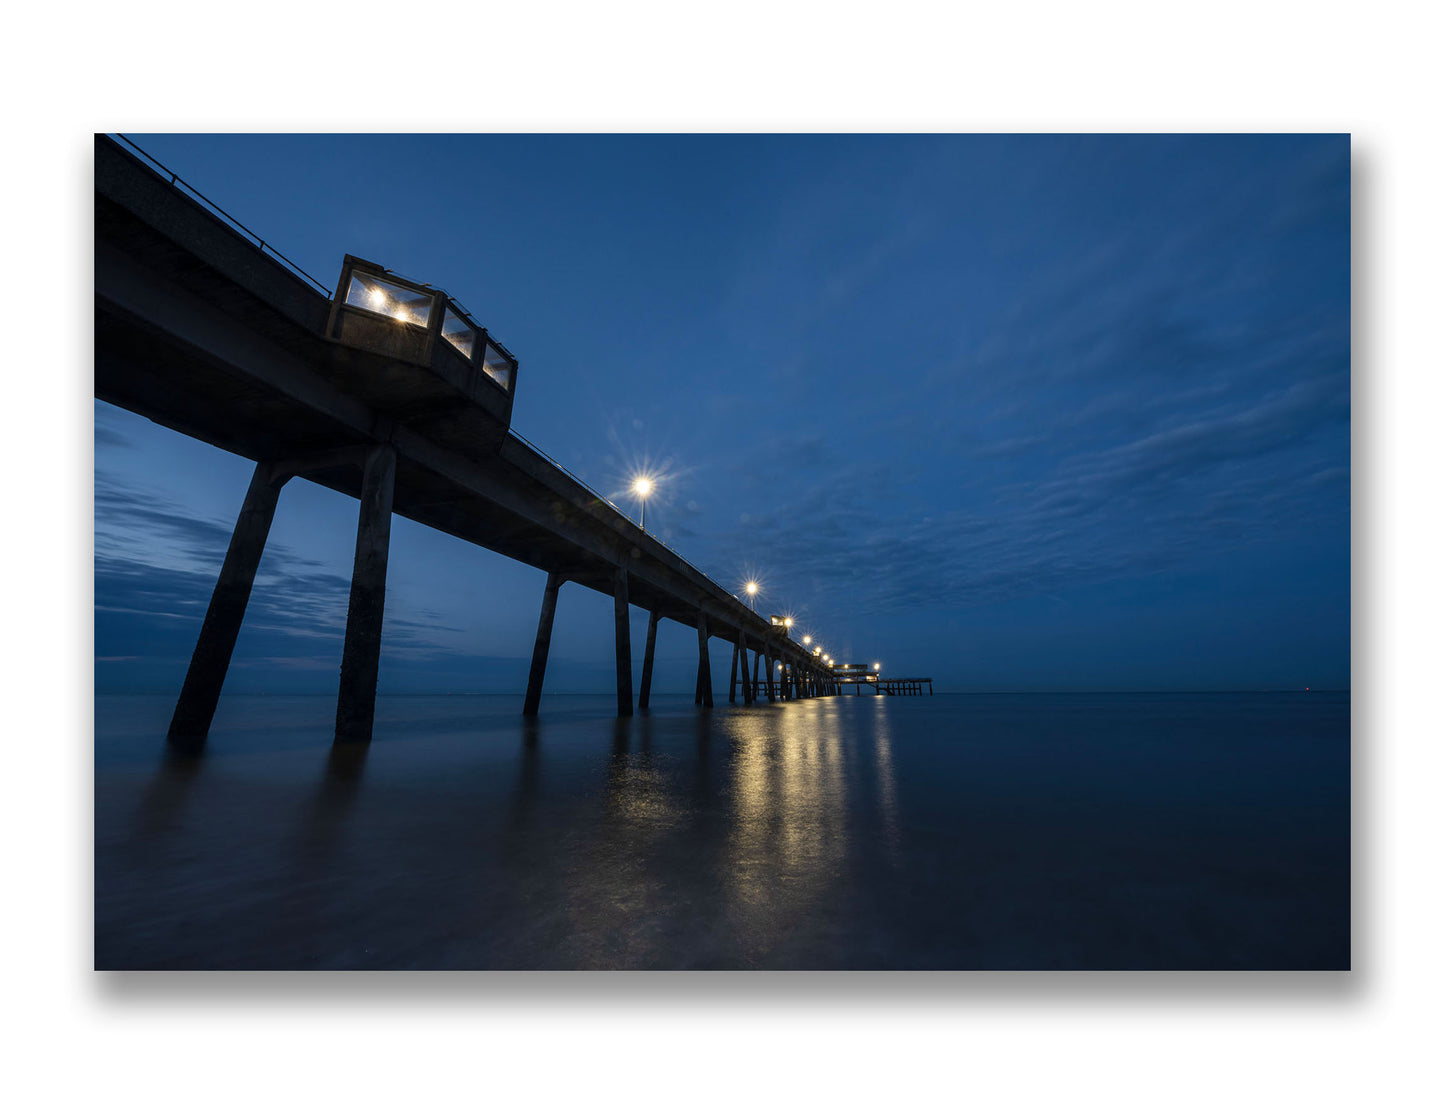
[481,342,514,392]
[345,272,434,328]
[441,307,475,359]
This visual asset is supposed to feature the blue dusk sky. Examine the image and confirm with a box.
[95,133,1350,694]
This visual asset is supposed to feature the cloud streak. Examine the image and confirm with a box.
[94,476,468,680]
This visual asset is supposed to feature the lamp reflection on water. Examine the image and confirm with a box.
[726,705,853,960]
[872,707,902,859]
[556,714,687,968]
[535,700,904,966]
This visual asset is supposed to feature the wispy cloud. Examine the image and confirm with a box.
[674,142,1350,624]
[94,477,467,670]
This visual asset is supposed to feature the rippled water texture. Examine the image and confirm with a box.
[95,691,1349,969]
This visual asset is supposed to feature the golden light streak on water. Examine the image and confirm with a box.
[725,703,851,963]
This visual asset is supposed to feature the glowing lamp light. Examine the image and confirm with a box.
[784,617,793,628]
[331,257,519,405]
[344,269,432,330]
[874,663,881,671]
[802,636,811,646]
[745,581,759,595]
[630,476,655,531]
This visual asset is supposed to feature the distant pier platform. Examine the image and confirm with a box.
[830,665,933,696]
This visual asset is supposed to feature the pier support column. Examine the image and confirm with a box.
[613,568,633,717]
[522,572,563,717]
[638,609,660,711]
[168,461,288,748]
[729,639,740,702]
[695,613,713,707]
[764,646,776,702]
[738,637,754,703]
[336,444,397,744]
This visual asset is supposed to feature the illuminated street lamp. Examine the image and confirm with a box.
[802,636,811,646]
[630,476,654,531]
[744,579,760,610]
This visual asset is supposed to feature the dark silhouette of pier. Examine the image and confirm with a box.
[95,135,866,748]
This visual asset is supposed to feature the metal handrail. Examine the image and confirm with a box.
[111,134,334,296]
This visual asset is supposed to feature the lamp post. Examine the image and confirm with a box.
[745,580,759,610]
[631,476,654,531]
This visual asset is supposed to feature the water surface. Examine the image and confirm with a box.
[95,691,1349,969]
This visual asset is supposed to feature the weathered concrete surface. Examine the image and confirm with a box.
[523,573,564,716]
[166,461,286,748]
[638,609,660,711]
[613,568,633,717]
[695,613,713,708]
[335,444,396,742]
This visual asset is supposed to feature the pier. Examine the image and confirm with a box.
[94,135,926,747]
[831,664,933,696]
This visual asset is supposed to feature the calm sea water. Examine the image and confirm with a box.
[95,690,1349,969]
